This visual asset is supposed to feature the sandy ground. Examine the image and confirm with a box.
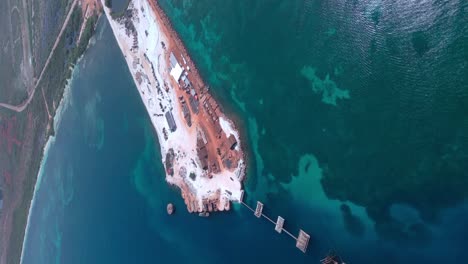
[102,0,245,213]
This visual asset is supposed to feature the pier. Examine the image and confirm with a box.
[254,202,264,218]
[296,230,310,253]
[275,216,285,233]
[240,195,310,253]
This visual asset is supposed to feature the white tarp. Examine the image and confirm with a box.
[170,63,183,81]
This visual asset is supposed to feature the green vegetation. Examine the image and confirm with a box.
[31,0,71,73]
[5,7,100,264]
[71,14,99,64]
[8,126,43,264]
[105,0,112,8]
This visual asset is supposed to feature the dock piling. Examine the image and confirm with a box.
[254,201,264,218]
[239,190,244,203]
[275,216,285,233]
[296,229,310,253]
[240,198,310,253]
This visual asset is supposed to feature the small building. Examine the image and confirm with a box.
[165,111,177,132]
[169,52,178,68]
[181,75,191,88]
[169,52,184,82]
[170,63,184,82]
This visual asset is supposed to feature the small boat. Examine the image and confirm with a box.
[167,203,174,215]
[198,212,210,217]
[320,251,345,264]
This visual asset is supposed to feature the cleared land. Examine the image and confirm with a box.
[104,0,246,213]
[0,0,79,113]
[0,0,28,104]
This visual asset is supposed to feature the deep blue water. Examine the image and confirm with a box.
[22,18,315,264]
[22,0,468,263]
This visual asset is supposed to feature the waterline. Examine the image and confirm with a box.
[19,64,78,264]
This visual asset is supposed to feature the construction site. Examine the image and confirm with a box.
[164,41,243,176]
[105,0,246,216]
[157,9,245,212]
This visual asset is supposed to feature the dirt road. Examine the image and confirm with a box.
[0,0,79,113]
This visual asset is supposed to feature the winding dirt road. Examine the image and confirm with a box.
[0,0,78,113]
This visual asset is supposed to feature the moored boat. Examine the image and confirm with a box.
[167,203,174,215]
[198,212,210,217]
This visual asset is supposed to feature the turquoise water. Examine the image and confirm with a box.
[159,0,468,243]
[22,0,468,263]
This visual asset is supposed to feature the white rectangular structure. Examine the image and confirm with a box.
[170,63,183,81]
[254,201,263,218]
[296,229,310,253]
[239,190,244,203]
[275,216,284,233]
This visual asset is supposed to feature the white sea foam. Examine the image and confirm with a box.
[20,62,78,264]
[219,116,241,150]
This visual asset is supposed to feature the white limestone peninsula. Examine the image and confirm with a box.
[101,0,246,213]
